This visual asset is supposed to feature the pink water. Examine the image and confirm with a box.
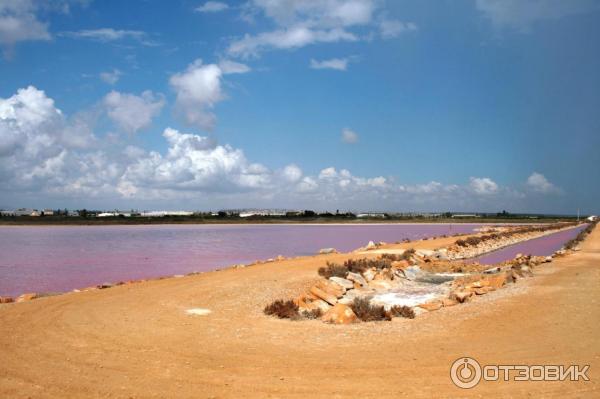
[0,223,582,297]
[472,225,586,265]
[0,223,482,296]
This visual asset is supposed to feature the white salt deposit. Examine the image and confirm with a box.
[371,292,439,308]
[186,308,211,316]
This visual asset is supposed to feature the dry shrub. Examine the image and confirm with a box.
[381,248,415,262]
[318,262,349,278]
[344,258,392,272]
[350,297,391,322]
[389,305,415,319]
[264,299,300,319]
[301,308,323,319]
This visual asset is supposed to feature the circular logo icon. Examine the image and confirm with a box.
[450,357,482,389]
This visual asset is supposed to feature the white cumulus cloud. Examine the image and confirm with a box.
[526,172,560,194]
[469,177,499,195]
[103,90,165,134]
[2,86,562,211]
[0,0,51,57]
[169,59,225,131]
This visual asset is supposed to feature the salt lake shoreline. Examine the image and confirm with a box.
[1,222,585,303]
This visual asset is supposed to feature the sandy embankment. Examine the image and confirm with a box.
[0,227,598,398]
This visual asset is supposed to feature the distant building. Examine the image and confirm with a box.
[30,210,41,217]
[357,213,387,218]
[97,212,131,217]
[68,210,80,217]
[451,214,480,218]
[14,208,35,216]
[0,210,15,216]
[42,209,54,216]
[139,211,194,217]
[588,215,597,222]
[239,210,287,217]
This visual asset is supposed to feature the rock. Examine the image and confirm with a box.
[416,274,455,285]
[321,303,358,324]
[276,255,285,261]
[329,277,354,290]
[366,240,377,250]
[293,295,310,311]
[518,265,533,277]
[374,269,394,281]
[319,248,337,254]
[485,273,506,289]
[97,282,113,289]
[515,253,523,259]
[402,266,422,281]
[308,299,332,313]
[544,256,553,263]
[442,298,458,307]
[362,268,376,282]
[0,296,14,304]
[316,280,346,298]
[340,289,360,302]
[451,290,472,303]
[418,301,443,311]
[483,266,502,274]
[391,260,410,270]
[337,296,354,305]
[186,308,211,316]
[416,249,435,257]
[470,281,483,289]
[473,288,488,295]
[412,307,428,316]
[347,272,367,287]
[16,293,38,302]
[368,280,393,291]
[309,285,338,305]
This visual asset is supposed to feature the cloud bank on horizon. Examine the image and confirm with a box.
[0,0,599,213]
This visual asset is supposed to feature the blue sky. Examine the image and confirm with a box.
[0,0,599,213]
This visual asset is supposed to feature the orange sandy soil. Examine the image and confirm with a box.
[1,229,599,398]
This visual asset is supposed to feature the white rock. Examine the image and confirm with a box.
[347,272,367,287]
[319,248,337,254]
[186,308,211,316]
[362,268,376,281]
[329,277,354,289]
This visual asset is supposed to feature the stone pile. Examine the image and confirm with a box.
[287,249,556,324]
[446,225,577,260]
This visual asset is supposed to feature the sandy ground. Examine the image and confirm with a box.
[0,228,599,398]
